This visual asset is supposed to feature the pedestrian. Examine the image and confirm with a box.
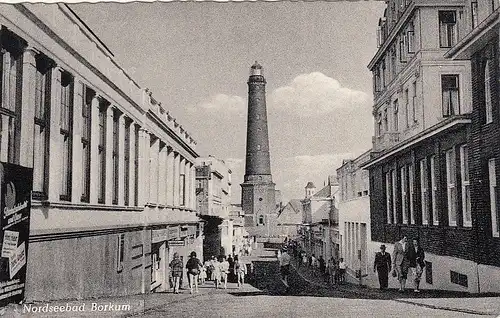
[392,236,410,292]
[301,251,308,268]
[212,256,222,289]
[234,255,246,287]
[327,257,337,285]
[169,252,183,294]
[227,254,235,282]
[311,254,317,273]
[220,255,230,289]
[209,255,216,281]
[408,238,425,293]
[373,244,391,290]
[338,258,347,284]
[279,248,291,288]
[199,261,207,285]
[204,258,212,281]
[186,251,203,294]
[319,255,326,275]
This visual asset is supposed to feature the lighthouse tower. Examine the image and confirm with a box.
[241,62,277,237]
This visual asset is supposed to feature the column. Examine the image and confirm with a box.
[118,114,126,206]
[151,137,160,204]
[191,164,196,210]
[128,123,137,206]
[19,47,37,167]
[89,95,100,204]
[137,128,149,206]
[70,81,84,202]
[179,157,185,207]
[184,160,190,209]
[158,144,167,205]
[47,67,62,201]
[166,147,174,206]
[105,105,114,205]
[173,152,180,206]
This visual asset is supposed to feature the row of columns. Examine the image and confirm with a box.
[12,43,197,210]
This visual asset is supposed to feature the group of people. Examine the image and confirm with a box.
[169,251,248,294]
[297,251,347,285]
[373,236,425,293]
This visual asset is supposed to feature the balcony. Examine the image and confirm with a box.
[372,131,400,152]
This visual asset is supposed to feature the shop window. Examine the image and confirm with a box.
[59,71,74,201]
[450,270,468,288]
[425,261,433,284]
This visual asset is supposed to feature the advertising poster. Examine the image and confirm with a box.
[0,163,32,306]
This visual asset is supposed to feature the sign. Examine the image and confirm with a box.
[167,226,180,240]
[0,163,32,306]
[168,240,185,247]
[1,230,18,258]
[9,242,25,279]
[180,226,188,238]
[151,228,168,243]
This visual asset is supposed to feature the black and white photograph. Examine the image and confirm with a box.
[0,0,499,317]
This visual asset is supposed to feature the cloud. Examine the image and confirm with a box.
[269,72,370,116]
[194,94,245,116]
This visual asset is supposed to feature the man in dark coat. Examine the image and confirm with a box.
[374,244,391,290]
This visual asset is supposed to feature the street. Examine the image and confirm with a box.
[132,249,494,318]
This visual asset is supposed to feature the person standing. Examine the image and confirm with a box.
[199,261,207,285]
[373,244,391,290]
[279,248,291,288]
[301,251,308,268]
[327,257,337,285]
[220,256,230,289]
[186,251,203,294]
[338,258,347,284]
[212,256,222,289]
[169,253,183,294]
[227,254,235,283]
[408,238,425,293]
[392,236,409,292]
[318,255,326,281]
[233,255,247,287]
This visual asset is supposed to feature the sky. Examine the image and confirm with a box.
[71,1,386,204]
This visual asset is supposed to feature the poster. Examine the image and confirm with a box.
[0,162,32,306]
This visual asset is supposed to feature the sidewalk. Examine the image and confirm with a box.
[290,257,500,316]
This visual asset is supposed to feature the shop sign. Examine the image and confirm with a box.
[168,240,185,247]
[152,228,168,243]
[0,163,32,306]
[168,226,180,240]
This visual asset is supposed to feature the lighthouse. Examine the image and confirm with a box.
[241,62,277,237]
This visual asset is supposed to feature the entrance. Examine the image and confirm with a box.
[150,242,168,292]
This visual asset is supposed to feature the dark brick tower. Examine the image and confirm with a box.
[241,62,277,238]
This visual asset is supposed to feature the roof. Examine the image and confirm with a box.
[312,184,332,198]
[305,182,316,189]
[251,61,262,69]
[277,200,303,225]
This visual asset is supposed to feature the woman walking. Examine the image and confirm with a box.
[186,251,203,294]
[169,253,183,294]
[220,255,230,289]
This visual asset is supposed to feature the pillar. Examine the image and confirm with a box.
[118,114,126,206]
[19,47,37,167]
[166,147,174,206]
[89,95,100,204]
[158,144,167,205]
[105,105,114,205]
[128,123,137,206]
[71,80,84,202]
[179,157,185,206]
[47,67,62,202]
[137,128,149,206]
[173,152,180,206]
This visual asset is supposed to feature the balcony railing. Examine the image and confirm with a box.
[372,131,400,152]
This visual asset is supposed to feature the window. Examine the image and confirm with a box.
[399,38,406,63]
[98,101,107,204]
[112,109,120,205]
[489,159,499,237]
[430,156,438,225]
[460,145,471,227]
[33,56,52,197]
[81,87,93,202]
[116,233,125,272]
[409,164,415,224]
[471,1,478,29]
[425,261,433,284]
[401,166,408,224]
[179,174,186,206]
[412,81,417,123]
[259,215,265,225]
[407,22,415,53]
[393,99,399,131]
[124,119,131,206]
[381,62,386,88]
[383,108,388,132]
[0,48,22,164]
[446,148,457,226]
[485,60,493,123]
[59,71,73,201]
[392,169,397,224]
[442,75,460,117]
[420,158,429,225]
[450,271,468,288]
[377,113,382,137]
[439,11,457,48]
[386,172,392,224]
[390,48,397,80]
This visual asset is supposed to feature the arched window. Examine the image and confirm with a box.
[258,215,265,225]
[485,60,493,123]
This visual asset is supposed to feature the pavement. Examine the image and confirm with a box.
[1,248,499,317]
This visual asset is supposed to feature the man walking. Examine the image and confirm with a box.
[373,244,391,290]
[279,248,291,288]
[392,236,409,291]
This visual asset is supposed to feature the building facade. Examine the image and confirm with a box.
[0,4,201,301]
[276,199,303,239]
[337,151,372,286]
[241,62,278,239]
[363,0,500,293]
[196,156,233,260]
[445,1,500,293]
